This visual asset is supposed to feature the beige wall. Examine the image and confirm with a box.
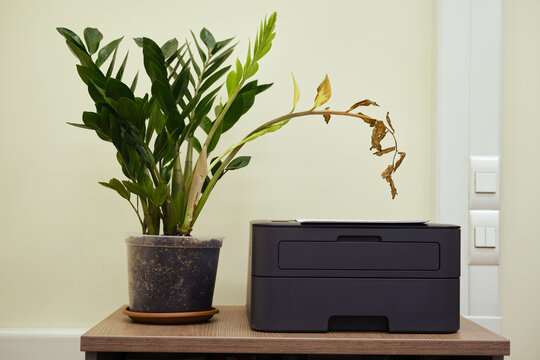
[501,0,540,358]
[0,0,434,327]
[1,0,539,357]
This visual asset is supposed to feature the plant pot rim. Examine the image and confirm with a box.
[126,234,223,248]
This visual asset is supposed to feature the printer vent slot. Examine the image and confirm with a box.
[338,235,381,242]
[328,315,389,331]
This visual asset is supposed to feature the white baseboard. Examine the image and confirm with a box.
[0,328,87,360]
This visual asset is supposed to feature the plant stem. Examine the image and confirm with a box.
[196,109,384,225]
[128,199,145,232]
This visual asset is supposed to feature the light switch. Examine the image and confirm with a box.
[475,227,486,247]
[485,227,497,248]
[475,172,497,193]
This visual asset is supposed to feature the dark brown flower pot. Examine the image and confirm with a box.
[126,235,223,313]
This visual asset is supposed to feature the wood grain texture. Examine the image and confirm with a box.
[81,306,510,356]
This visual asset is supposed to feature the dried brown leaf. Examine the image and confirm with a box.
[386,112,394,132]
[374,146,396,156]
[346,99,379,112]
[381,165,394,179]
[323,107,331,124]
[394,152,406,171]
[370,120,387,151]
[357,112,377,127]
[381,165,397,199]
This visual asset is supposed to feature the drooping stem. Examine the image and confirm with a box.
[196,109,397,226]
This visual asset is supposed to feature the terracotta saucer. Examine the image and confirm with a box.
[122,305,219,325]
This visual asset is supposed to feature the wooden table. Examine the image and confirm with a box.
[82,306,510,360]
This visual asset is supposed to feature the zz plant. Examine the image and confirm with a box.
[58,13,405,236]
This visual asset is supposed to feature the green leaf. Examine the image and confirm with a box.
[235,59,243,81]
[133,37,143,47]
[226,156,251,171]
[65,40,96,69]
[190,30,207,63]
[199,66,230,94]
[57,27,86,51]
[211,37,234,55]
[153,130,169,161]
[122,181,147,198]
[76,65,106,89]
[83,27,103,55]
[115,51,129,80]
[117,97,139,125]
[105,46,118,78]
[200,116,213,134]
[152,184,168,207]
[130,71,139,92]
[221,80,268,133]
[226,70,237,97]
[193,137,202,153]
[147,103,167,143]
[200,28,216,51]
[105,78,134,101]
[203,45,235,79]
[139,173,154,198]
[96,37,123,68]
[291,72,300,112]
[67,122,92,130]
[208,120,222,153]
[171,62,191,104]
[161,38,178,59]
[185,42,201,76]
[99,178,130,200]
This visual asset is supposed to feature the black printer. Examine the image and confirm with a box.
[247,220,460,333]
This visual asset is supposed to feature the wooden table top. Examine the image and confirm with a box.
[81,306,510,356]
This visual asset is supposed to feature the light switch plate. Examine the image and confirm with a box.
[469,210,499,265]
[470,156,500,210]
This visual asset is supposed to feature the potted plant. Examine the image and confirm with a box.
[57,12,405,319]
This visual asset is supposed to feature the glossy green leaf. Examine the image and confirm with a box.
[190,30,207,63]
[199,66,230,95]
[67,122,92,130]
[115,51,129,80]
[99,178,130,200]
[117,97,139,125]
[211,37,234,55]
[76,65,106,89]
[185,42,201,76]
[171,63,191,104]
[200,116,213,134]
[226,156,251,171]
[139,173,154,198]
[96,37,123,68]
[122,180,147,198]
[105,78,134,101]
[203,46,234,80]
[226,70,237,97]
[200,28,216,51]
[153,130,169,161]
[83,27,103,55]
[57,27,86,51]
[65,40,96,69]
[130,71,139,93]
[193,137,202,153]
[151,184,168,207]
[161,38,178,59]
[105,46,118,78]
